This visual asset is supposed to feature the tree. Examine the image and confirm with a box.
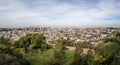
[72,43,87,65]
[14,33,49,52]
[93,32,120,65]
[0,37,30,65]
[62,39,75,46]
[53,40,66,65]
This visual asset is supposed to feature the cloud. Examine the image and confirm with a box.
[0,0,120,27]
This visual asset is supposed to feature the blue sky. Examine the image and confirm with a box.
[0,0,120,28]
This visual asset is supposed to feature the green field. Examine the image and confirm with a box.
[25,49,74,65]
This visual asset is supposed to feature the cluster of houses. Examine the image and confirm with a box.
[0,27,119,45]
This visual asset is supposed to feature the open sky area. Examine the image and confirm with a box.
[0,0,120,28]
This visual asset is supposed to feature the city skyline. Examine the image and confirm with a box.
[0,0,120,28]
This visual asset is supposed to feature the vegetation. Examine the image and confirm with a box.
[72,32,120,65]
[0,37,30,65]
[53,40,66,65]
[0,33,120,65]
[13,34,51,53]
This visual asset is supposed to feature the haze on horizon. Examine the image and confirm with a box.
[0,0,120,28]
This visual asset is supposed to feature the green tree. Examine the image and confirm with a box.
[53,40,66,65]
[72,43,88,65]
[62,39,75,46]
[14,33,49,52]
[93,32,120,65]
[0,37,30,65]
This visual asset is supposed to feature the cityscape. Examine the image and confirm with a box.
[0,0,120,65]
[0,27,120,44]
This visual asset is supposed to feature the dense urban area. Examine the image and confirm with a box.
[0,27,120,65]
[1,27,120,44]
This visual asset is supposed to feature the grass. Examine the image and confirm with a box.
[25,49,54,65]
[64,51,74,65]
[24,49,74,65]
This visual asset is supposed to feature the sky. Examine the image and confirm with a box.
[0,0,120,28]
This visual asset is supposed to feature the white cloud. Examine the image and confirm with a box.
[0,0,120,27]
